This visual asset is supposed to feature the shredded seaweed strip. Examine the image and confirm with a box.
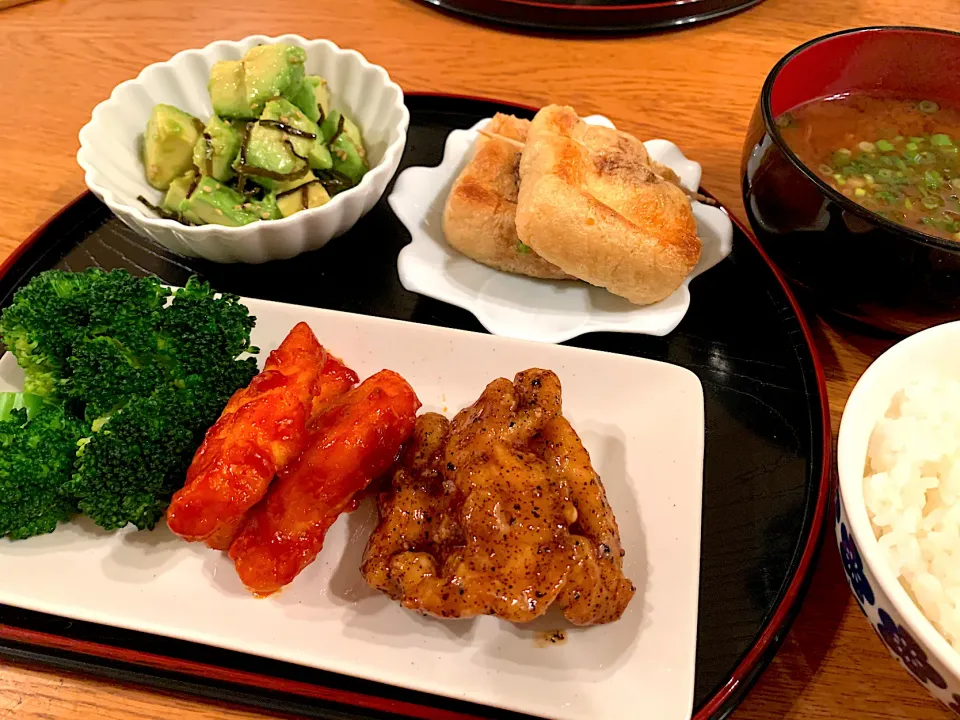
[276,180,319,201]
[235,163,310,182]
[260,119,317,140]
[316,169,354,196]
[192,118,206,136]
[301,182,311,210]
[317,105,325,126]
[136,195,196,226]
[328,114,345,146]
[285,138,309,162]
[201,132,214,177]
[186,173,201,198]
[236,122,254,193]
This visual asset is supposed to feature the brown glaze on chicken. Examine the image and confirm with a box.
[361,369,635,625]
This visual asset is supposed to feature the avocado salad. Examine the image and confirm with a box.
[139,43,370,227]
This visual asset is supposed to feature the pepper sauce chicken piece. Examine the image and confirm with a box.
[166,323,357,549]
[361,369,635,625]
[230,370,421,596]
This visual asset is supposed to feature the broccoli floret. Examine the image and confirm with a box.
[66,385,204,531]
[0,393,87,540]
[0,269,258,534]
[68,336,169,421]
[0,272,94,397]
[159,277,258,379]
[0,269,169,402]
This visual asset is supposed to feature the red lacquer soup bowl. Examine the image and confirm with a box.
[741,26,960,335]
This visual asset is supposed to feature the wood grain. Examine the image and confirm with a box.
[0,0,40,11]
[0,0,957,718]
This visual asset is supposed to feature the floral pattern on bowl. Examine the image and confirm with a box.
[836,491,960,714]
[388,115,734,344]
[876,608,948,690]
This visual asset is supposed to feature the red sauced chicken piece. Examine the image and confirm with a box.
[229,369,420,595]
[166,323,357,549]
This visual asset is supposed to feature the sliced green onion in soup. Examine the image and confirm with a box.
[932,133,954,147]
[876,139,895,152]
[918,100,940,113]
[818,163,834,176]
[923,195,942,209]
[925,170,943,189]
[832,151,852,168]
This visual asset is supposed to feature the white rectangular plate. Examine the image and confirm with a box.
[0,297,704,720]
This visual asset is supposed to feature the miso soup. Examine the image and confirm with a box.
[778,95,960,242]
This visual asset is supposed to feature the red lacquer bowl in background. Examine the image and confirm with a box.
[416,0,766,33]
[741,26,960,335]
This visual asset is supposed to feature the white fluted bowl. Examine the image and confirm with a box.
[77,35,409,264]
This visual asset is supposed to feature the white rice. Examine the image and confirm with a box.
[865,377,960,650]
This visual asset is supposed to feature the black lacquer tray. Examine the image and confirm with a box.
[414,0,765,33]
[0,94,829,720]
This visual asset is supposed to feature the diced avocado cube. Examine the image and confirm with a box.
[319,108,342,144]
[162,170,202,224]
[257,193,283,221]
[330,133,369,185]
[242,44,306,116]
[143,104,202,190]
[273,170,318,195]
[162,170,194,212]
[319,109,364,151]
[275,181,331,218]
[182,176,261,227]
[342,114,364,150]
[315,78,331,119]
[317,108,368,189]
[209,60,257,119]
[309,142,333,171]
[237,122,309,192]
[192,116,243,182]
[290,76,325,123]
[259,98,332,170]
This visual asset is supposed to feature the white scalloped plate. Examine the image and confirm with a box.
[389,115,734,344]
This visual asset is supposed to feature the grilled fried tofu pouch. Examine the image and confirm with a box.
[166,323,356,549]
[230,370,420,595]
[442,113,572,280]
[515,104,701,305]
[361,368,635,625]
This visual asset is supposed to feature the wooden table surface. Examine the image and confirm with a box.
[0,0,957,718]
